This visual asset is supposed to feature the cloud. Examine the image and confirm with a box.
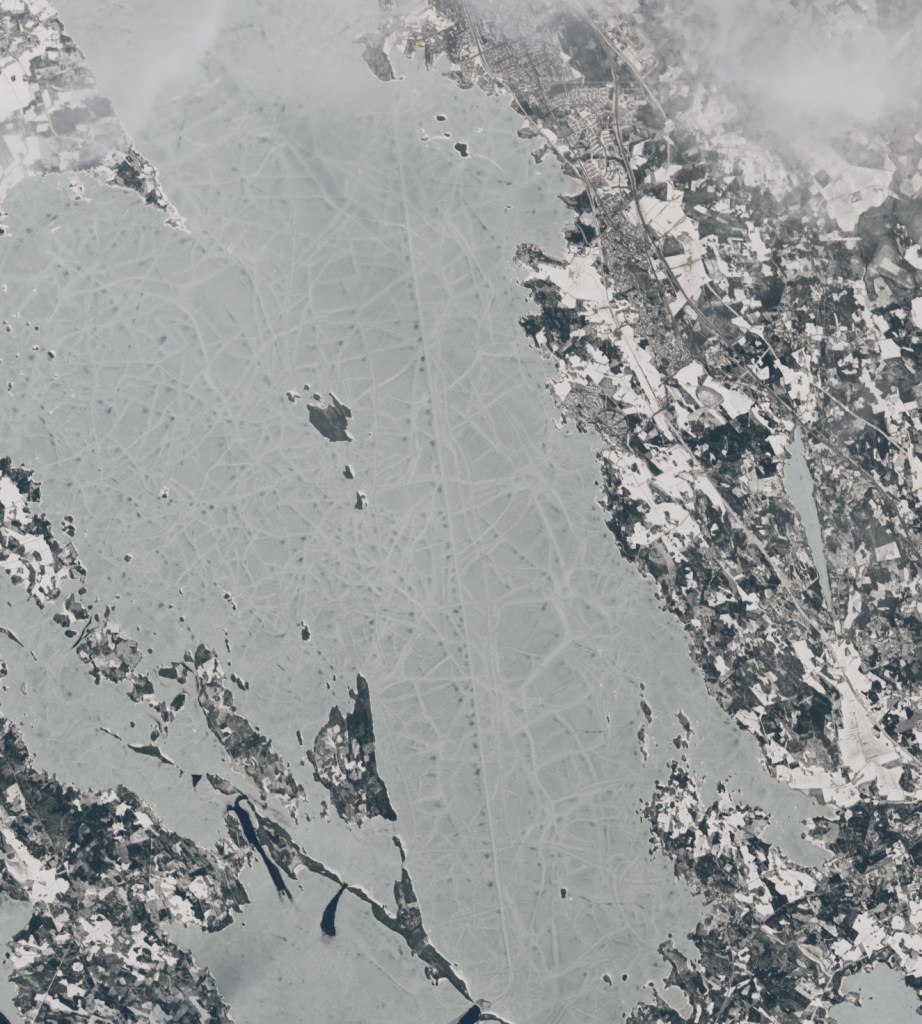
[71,0,227,137]
[650,0,922,142]
[472,0,922,147]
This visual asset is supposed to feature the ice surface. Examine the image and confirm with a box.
[835,965,920,1024]
[165,865,474,1024]
[784,425,834,610]
[0,895,29,1015]
[0,0,830,1020]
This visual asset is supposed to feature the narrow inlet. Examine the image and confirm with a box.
[783,426,833,611]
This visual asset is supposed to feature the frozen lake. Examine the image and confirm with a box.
[0,0,825,1021]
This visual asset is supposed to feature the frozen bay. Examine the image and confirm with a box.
[0,0,826,1020]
